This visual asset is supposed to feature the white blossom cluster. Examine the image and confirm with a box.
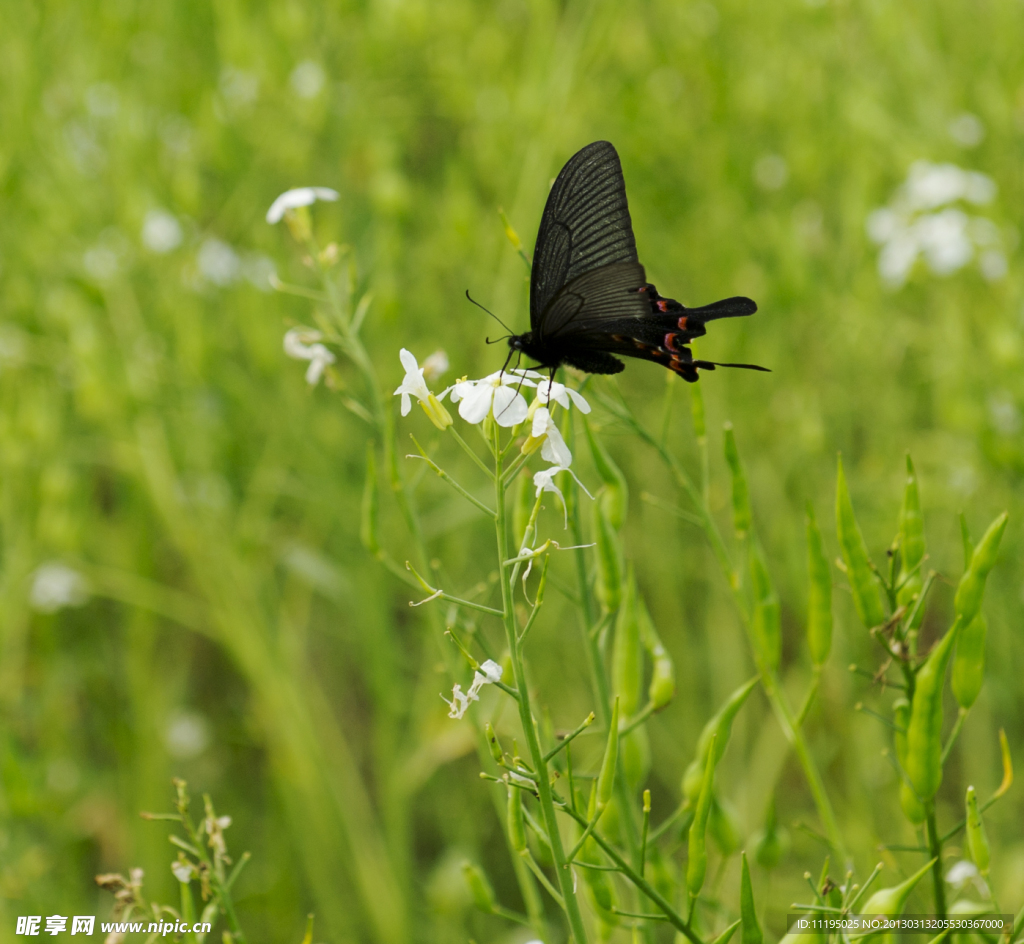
[867,161,1006,289]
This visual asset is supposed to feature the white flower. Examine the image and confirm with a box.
[393,348,452,429]
[141,209,183,253]
[448,370,538,427]
[535,379,591,413]
[284,328,336,385]
[867,161,1004,288]
[266,187,339,224]
[421,349,449,383]
[533,465,592,528]
[30,563,89,613]
[524,407,572,467]
[945,860,980,887]
[443,659,503,720]
[171,860,195,883]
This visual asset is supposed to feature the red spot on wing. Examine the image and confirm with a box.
[664,333,679,352]
[657,300,669,312]
[677,315,688,330]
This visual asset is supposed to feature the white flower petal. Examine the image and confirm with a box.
[491,385,528,426]
[541,425,573,467]
[478,659,503,683]
[266,186,339,224]
[532,407,552,439]
[458,385,494,424]
[566,387,591,413]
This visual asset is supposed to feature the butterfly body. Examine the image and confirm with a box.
[507,141,767,383]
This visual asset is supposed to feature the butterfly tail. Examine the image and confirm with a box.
[686,296,758,322]
[692,359,771,373]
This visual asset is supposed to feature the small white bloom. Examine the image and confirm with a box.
[197,237,240,286]
[868,161,1004,288]
[533,465,593,527]
[141,209,183,253]
[394,348,432,415]
[290,60,326,99]
[30,563,89,613]
[531,408,573,467]
[266,187,340,224]
[448,371,536,427]
[284,328,336,385]
[535,379,591,413]
[443,659,503,720]
[945,860,979,887]
[421,349,449,383]
[394,348,452,429]
[171,860,195,883]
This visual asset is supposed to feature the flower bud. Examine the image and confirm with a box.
[461,862,496,913]
[965,785,990,875]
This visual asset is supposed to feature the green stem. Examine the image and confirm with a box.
[940,707,969,766]
[494,439,589,943]
[925,805,947,918]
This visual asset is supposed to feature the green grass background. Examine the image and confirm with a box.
[2,0,1024,940]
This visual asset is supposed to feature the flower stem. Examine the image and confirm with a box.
[926,804,947,917]
[493,437,589,943]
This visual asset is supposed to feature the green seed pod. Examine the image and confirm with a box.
[580,783,617,915]
[954,512,1008,629]
[592,499,623,613]
[897,456,926,628]
[835,456,886,629]
[952,614,987,710]
[360,444,380,556]
[621,726,651,793]
[584,417,628,531]
[596,697,620,813]
[709,794,742,857]
[646,845,678,907]
[892,698,926,824]
[751,797,790,869]
[512,470,533,550]
[724,423,753,538]
[682,677,759,805]
[861,858,936,916]
[906,627,961,802]
[686,733,717,897]
[461,862,497,913]
[612,569,643,715]
[750,542,781,672]
[640,600,675,710]
[740,852,764,944]
[806,504,833,666]
[484,722,504,766]
[965,785,991,875]
[507,786,527,854]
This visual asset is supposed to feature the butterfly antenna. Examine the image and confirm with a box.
[465,290,514,333]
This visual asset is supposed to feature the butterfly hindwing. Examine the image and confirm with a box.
[531,141,638,333]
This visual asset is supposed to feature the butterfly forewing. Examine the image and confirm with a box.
[540,261,649,338]
[530,141,639,335]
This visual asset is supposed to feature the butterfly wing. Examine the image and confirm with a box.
[542,263,763,381]
[530,141,639,336]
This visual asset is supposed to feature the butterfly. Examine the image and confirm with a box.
[504,140,768,383]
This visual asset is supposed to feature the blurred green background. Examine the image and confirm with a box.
[2,0,1024,940]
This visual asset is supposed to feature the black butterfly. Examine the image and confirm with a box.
[505,141,767,383]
